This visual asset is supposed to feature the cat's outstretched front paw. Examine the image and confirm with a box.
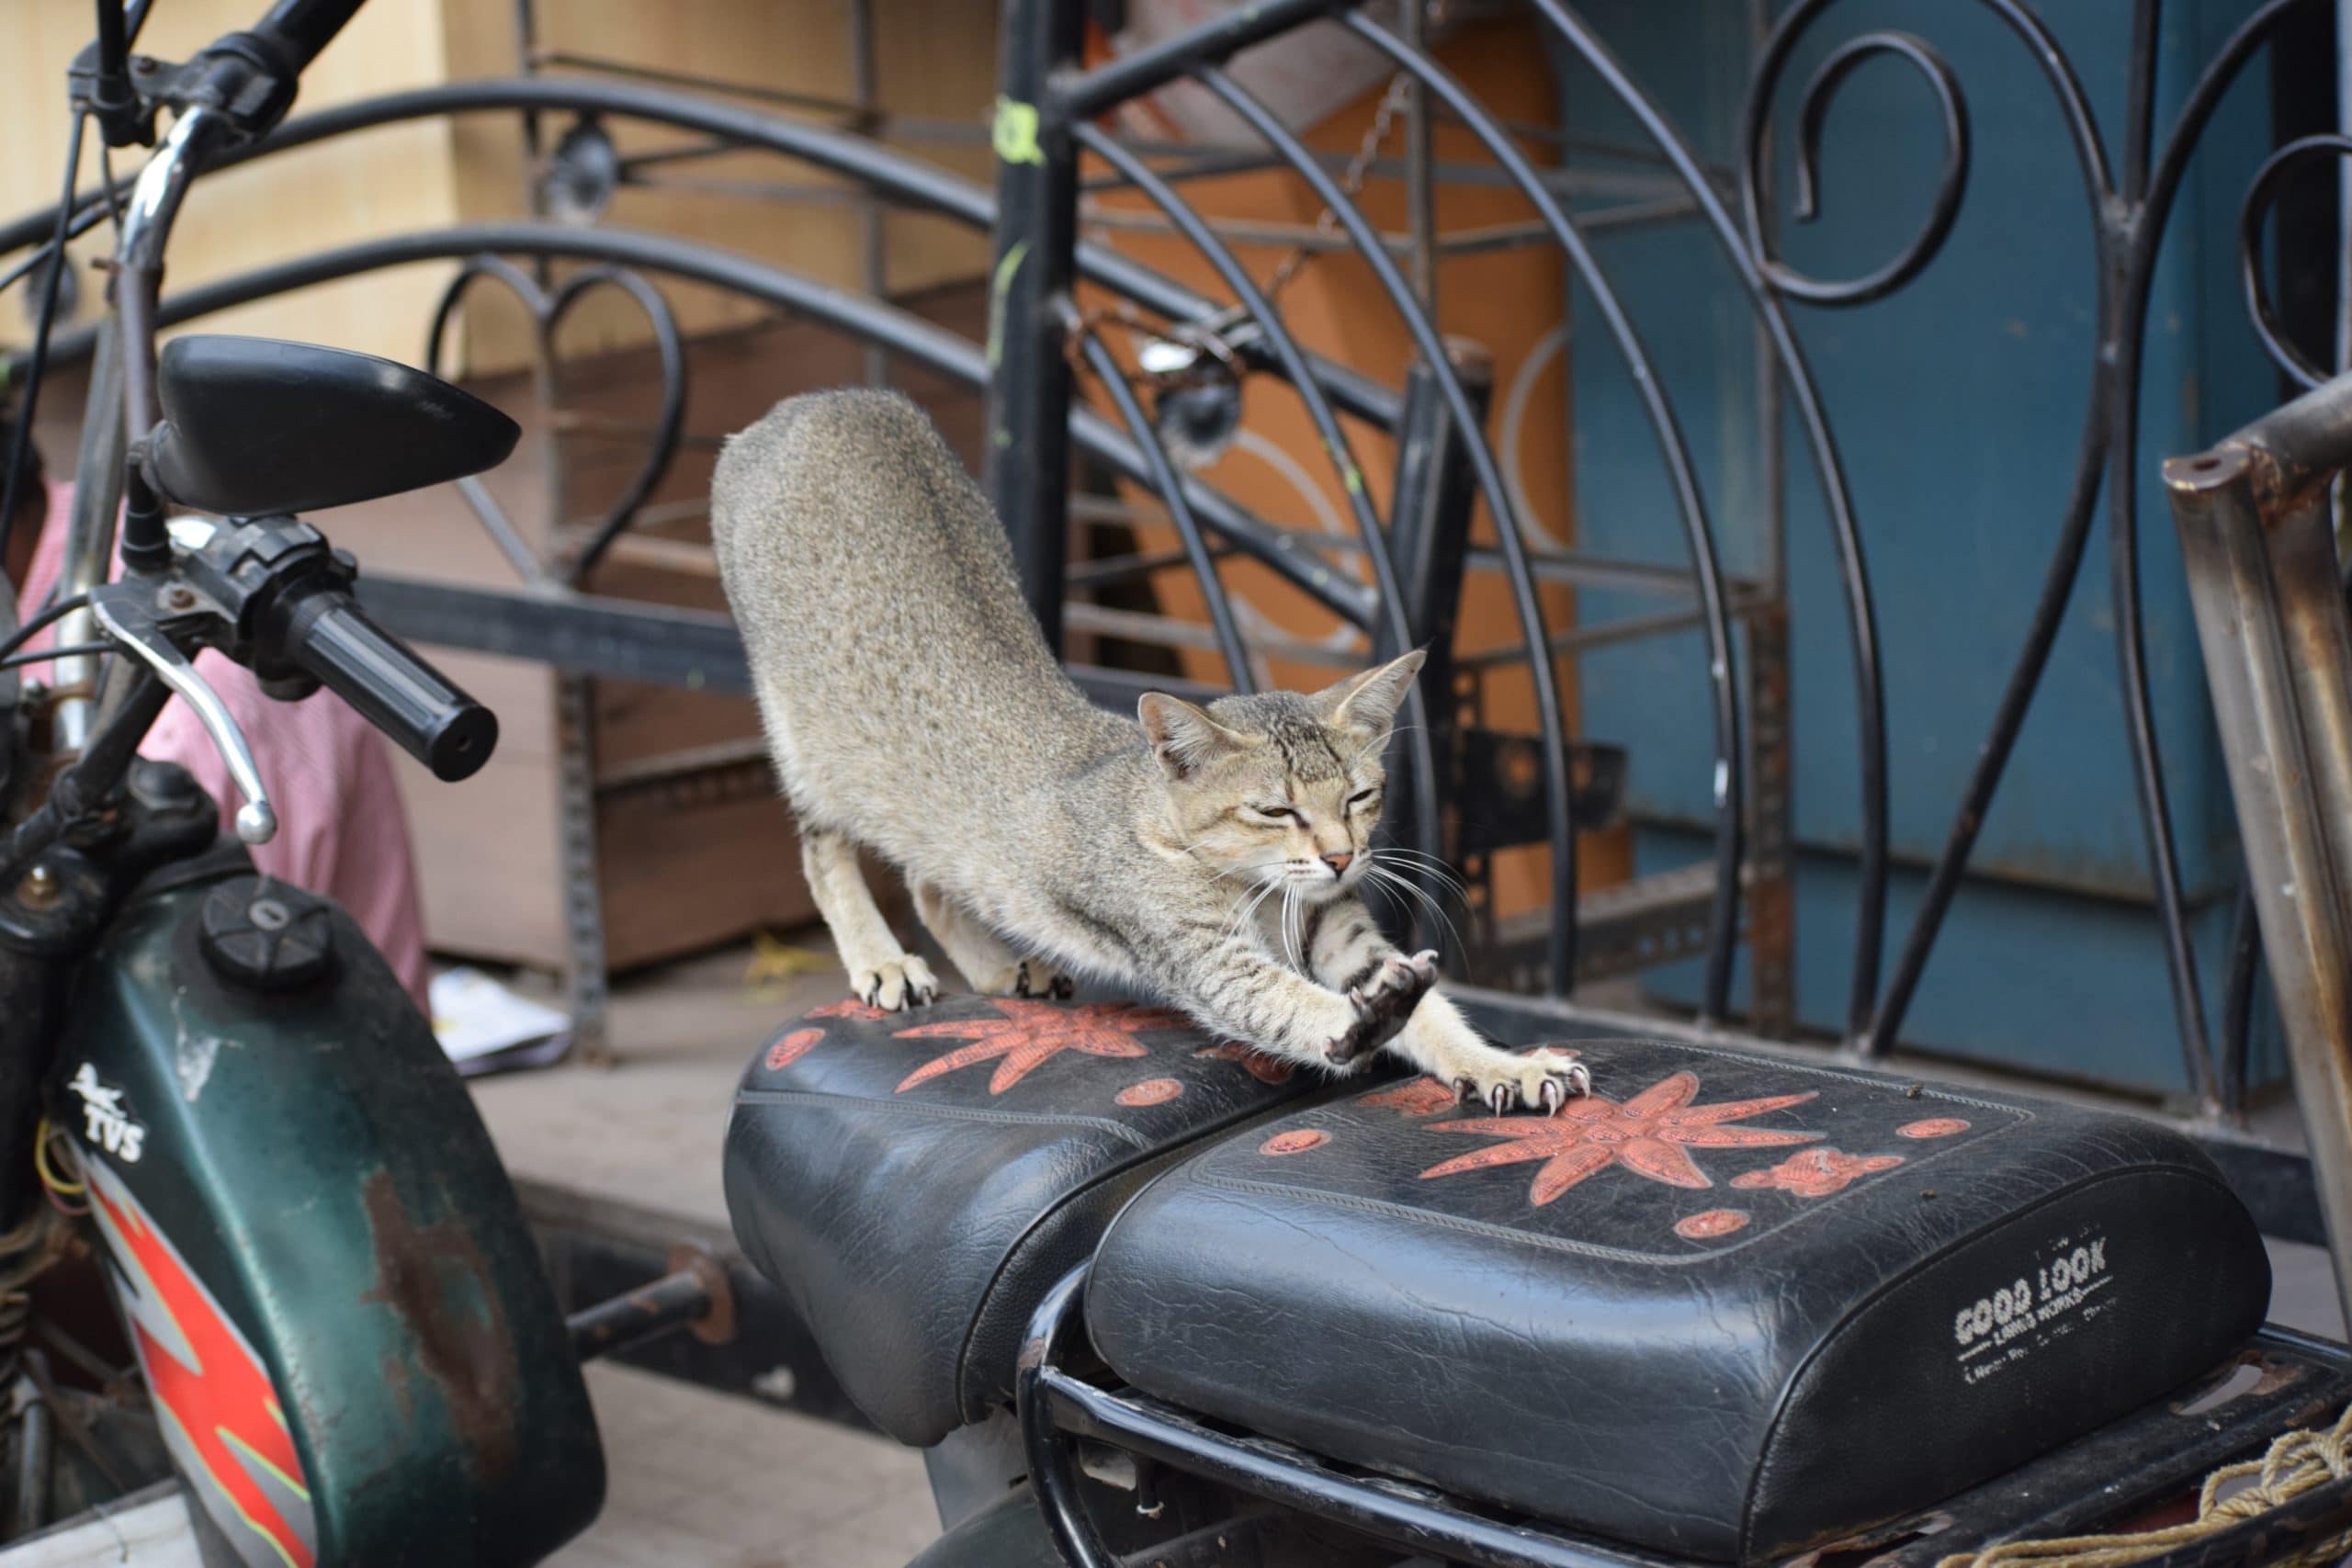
[1327,950,1438,1066]
[1452,1047,1589,1116]
[854,955,938,1011]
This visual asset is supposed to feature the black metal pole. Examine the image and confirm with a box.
[987,0,1085,654]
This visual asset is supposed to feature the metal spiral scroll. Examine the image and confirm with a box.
[1739,0,2326,1112]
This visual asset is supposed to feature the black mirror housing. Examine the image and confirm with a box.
[145,334,520,516]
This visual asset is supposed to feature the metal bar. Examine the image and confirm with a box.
[1063,602,1351,669]
[852,0,888,389]
[358,578,751,692]
[2167,378,2352,1338]
[1042,1373,1673,1568]
[1194,64,1582,995]
[567,1257,726,1363]
[1853,0,2307,1061]
[1078,209,1566,258]
[1403,0,1436,305]
[1345,14,1748,1016]
[530,48,987,146]
[1069,121,1449,950]
[1072,328,1255,689]
[1544,0,1888,1042]
[0,77,1403,431]
[26,220,1374,625]
[1385,345,1487,951]
[1015,1266,1117,1568]
[1056,0,1352,121]
[988,0,1085,653]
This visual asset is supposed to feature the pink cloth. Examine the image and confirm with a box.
[17,488,432,1008]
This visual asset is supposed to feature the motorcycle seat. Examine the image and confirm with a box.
[1087,1035,2271,1563]
[722,994,1311,1444]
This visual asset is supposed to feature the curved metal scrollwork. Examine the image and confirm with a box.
[1735,0,2325,1113]
[420,255,687,588]
[1740,29,1972,308]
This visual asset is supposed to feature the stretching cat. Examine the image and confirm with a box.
[710,389,1588,1113]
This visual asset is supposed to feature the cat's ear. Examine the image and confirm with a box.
[1138,693,1249,781]
[1313,648,1426,739]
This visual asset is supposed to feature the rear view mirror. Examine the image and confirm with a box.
[145,335,520,517]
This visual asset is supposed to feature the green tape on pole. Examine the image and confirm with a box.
[993,97,1045,166]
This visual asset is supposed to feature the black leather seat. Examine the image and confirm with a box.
[1087,1036,2271,1562]
[724,994,1311,1444]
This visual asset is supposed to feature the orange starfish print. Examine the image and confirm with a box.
[1420,1071,1821,1204]
[895,1000,1183,1095]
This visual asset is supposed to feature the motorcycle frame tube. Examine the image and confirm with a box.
[2166,370,2352,1350]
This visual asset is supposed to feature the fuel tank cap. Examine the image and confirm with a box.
[198,877,334,991]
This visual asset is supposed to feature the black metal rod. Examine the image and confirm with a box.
[1190,67,1584,997]
[1345,12,1744,1018]
[548,267,688,585]
[0,76,1401,431]
[1014,1265,1120,1568]
[1754,0,2108,1056]
[1041,1372,1673,1568]
[567,1268,717,1362]
[1069,122,1450,973]
[1535,0,1889,1041]
[1055,0,1352,121]
[987,0,1084,654]
[1074,328,1256,692]
[2104,0,2224,1111]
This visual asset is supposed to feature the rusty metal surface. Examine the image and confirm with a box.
[2168,399,2352,1341]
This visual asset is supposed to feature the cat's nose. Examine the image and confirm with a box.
[1321,851,1353,875]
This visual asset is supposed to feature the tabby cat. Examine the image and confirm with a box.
[709,389,1586,1112]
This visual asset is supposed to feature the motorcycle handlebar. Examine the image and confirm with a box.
[268,583,498,783]
[246,0,368,73]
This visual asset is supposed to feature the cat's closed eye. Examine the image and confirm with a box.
[1246,803,1303,825]
[1347,788,1380,810]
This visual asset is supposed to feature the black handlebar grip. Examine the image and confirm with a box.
[275,588,498,782]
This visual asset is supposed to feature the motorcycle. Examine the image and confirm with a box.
[0,2,652,1561]
[720,344,2352,1568]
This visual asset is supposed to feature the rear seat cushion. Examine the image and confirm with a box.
[1087,1036,2270,1562]
[723,995,1310,1445]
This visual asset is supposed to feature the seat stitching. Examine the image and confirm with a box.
[734,1085,1154,1150]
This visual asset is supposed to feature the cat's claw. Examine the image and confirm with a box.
[1452,1048,1588,1116]
[1012,959,1075,1001]
[855,955,938,1011]
[1327,950,1438,1066]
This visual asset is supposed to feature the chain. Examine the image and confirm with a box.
[1260,0,1451,305]
[1261,71,1414,305]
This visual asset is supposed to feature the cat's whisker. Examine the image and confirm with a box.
[1367,863,1465,962]
[1345,723,1425,768]
[1369,850,1469,903]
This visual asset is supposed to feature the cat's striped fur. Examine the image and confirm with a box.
[709,389,1585,1110]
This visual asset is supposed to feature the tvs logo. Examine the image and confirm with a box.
[67,1063,144,1164]
[84,1161,314,1567]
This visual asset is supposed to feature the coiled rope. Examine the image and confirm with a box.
[1938,1404,2352,1568]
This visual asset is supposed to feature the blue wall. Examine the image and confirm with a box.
[1555,1,2287,1092]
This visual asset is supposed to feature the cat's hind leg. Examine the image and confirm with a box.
[912,883,1073,998]
[802,827,936,1010]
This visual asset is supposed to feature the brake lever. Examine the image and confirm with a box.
[86,582,277,845]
